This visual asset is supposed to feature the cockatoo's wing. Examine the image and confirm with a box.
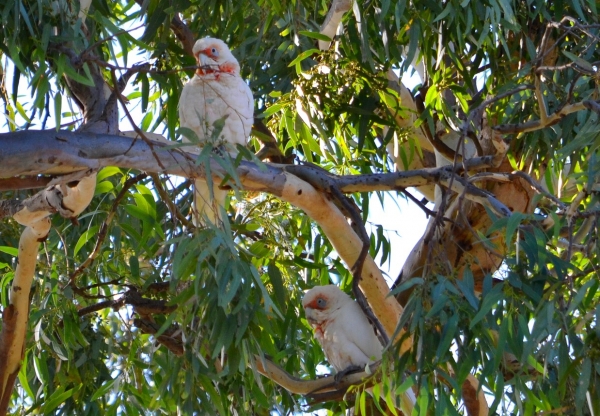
[303,285,383,372]
[319,311,379,371]
[335,301,383,366]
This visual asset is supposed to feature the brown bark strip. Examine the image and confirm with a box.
[0,176,53,191]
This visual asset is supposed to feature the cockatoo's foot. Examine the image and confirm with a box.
[334,365,363,385]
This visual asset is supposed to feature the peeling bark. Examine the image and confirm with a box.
[0,173,96,415]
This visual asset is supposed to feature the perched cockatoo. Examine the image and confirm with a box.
[302,285,383,372]
[179,37,254,225]
[303,285,416,413]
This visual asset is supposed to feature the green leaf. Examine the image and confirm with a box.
[124,204,155,224]
[505,212,527,249]
[470,284,504,328]
[97,166,122,182]
[90,378,118,401]
[562,50,594,72]
[287,49,319,67]
[41,387,75,414]
[575,357,592,410]
[141,72,149,112]
[567,279,596,314]
[425,294,448,318]
[62,61,95,87]
[261,102,285,117]
[95,180,114,195]
[18,357,35,400]
[433,3,453,22]
[456,269,479,310]
[53,93,61,130]
[267,264,286,311]
[298,31,331,42]
[73,226,100,256]
[435,313,458,360]
[0,246,18,257]
[390,277,424,296]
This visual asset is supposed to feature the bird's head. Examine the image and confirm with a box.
[192,37,240,77]
[302,285,349,328]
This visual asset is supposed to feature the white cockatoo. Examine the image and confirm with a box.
[302,285,383,372]
[179,37,254,225]
[303,285,416,413]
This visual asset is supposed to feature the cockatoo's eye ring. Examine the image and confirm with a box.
[211,48,218,56]
[316,298,326,308]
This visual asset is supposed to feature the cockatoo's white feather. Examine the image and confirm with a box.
[302,285,382,372]
[179,37,253,225]
[303,285,416,413]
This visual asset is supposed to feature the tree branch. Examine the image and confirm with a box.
[0,218,51,414]
[253,354,381,396]
[0,176,53,191]
[0,171,96,414]
[494,100,597,134]
[1,171,97,224]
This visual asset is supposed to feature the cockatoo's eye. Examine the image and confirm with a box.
[316,298,327,308]
[211,48,218,56]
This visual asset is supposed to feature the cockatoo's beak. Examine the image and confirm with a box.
[197,53,211,67]
[304,308,319,326]
[196,53,216,76]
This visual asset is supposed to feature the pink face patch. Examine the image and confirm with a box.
[219,62,237,74]
[313,320,326,337]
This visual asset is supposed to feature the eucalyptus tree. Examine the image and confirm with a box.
[0,0,599,414]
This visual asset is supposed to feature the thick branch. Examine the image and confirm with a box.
[0,219,51,414]
[0,176,53,191]
[1,171,97,222]
[318,0,353,50]
[0,131,504,212]
[254,355,380,396]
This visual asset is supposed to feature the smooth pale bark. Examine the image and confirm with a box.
[0,173,96,414]
[0,218,51,402]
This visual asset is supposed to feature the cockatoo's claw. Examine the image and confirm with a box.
[333,365,363,385]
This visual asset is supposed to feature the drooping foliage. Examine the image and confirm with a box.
[1,0,599,414]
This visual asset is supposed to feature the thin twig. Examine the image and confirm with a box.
[149,172,192,228]
[399,188,437,218]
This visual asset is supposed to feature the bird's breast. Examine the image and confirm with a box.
[179,76,253,146]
